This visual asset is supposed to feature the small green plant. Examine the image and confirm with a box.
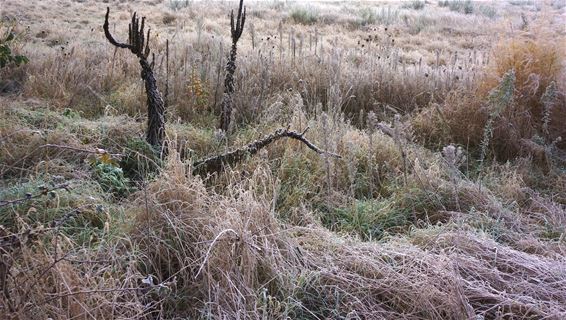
[62,107,81,119]
[290,7,318,25]
[540,81,557,138]
[358,7,377,26]
[0,178,109,245]
[479,69,515,173]
[0,25,28,68]
[439,0,474,14]
[120,138,162,181]
[319,199,412,241]
[402,0,426,10]
[92,162,131,197]
[538,81,562,168]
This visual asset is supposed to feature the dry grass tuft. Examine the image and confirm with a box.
[128,153,303,318]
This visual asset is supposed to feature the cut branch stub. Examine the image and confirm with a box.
[193,127,340,175]
[103,7,165,151]
[231,0,246,42]
[104,8,151,59]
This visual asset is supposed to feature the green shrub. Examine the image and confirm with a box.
[0,178,110,245]
[439,0,474,14]
[92,162,131,197]
[290,7,318,25]
[402,1,426,10]
[358,7,377,26]
[119,138,162,181]
[0,25,28,69]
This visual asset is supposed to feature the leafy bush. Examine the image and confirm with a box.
[402,1,425,10]
[0,25,28,68]
[0,178,108,243]
[358,7,377,26]
[439,0,474,14]
[290,7,319,25]
[119,137,162,181]
[92,162,131,197]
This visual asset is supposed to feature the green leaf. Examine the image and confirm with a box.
[5,32,15,42]
[0,45,11,56]
[14,55,28,66]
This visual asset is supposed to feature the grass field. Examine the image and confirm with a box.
[1,0,565,319]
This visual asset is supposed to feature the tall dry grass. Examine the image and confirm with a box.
[5,0,498,126]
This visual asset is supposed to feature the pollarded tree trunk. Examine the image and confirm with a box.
[219,43,238,132]
[218,0,246,133]
[104,8,165,151]
[140,59,165,148]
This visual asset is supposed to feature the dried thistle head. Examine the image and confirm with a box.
[366,111,377,134]
[214,128,226,142]
[442,144,466,169]
[392,114,414,142]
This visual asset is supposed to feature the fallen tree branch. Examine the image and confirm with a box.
[192,127,340,175]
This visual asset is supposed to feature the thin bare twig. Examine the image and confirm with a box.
[39,144,123,158]
[0,183,70,208]
[195,228,239,279]
[37,287,144,307]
